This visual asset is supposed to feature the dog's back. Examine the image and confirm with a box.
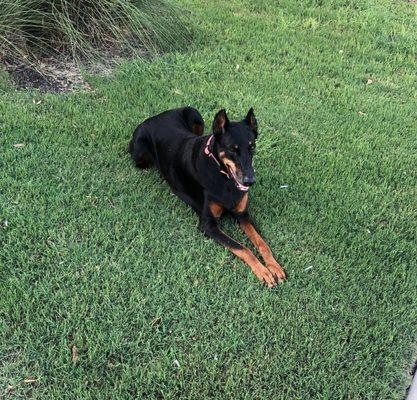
[129,107,204,168]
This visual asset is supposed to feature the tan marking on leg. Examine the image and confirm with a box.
[234,193,249,214]
[229,247,277,288]
[239,221,286,282]
[209,202,224,219]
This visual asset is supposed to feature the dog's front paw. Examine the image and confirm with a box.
[253,266,277,288]
[266,262,287,283]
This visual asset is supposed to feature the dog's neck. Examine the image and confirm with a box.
[204,135,229,178]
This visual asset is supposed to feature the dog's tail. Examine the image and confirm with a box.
[182,106,204,136]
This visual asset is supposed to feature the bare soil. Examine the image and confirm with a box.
[4,58,91,93]
[2,47,140,93]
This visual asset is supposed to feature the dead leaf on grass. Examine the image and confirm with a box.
[71,345,79,363]
[150,316,162,327]
[13,143,25,148]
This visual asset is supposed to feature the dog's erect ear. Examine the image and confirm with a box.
[244,107,258,136]
[212,109,229,138]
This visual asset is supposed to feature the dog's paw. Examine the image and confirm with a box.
[253,266,277,288]
[266,262,287,283]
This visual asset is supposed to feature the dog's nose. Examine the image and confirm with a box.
[243,176,256,186]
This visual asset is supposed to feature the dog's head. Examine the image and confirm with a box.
[212,108,258,191]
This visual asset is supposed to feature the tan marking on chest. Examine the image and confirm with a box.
[234,193,249,213]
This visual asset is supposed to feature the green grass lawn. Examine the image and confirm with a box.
[1,0,417,398]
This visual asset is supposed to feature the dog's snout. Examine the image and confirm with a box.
[243,176,256,186]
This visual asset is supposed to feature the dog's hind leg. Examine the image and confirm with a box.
[199,201,277,288]
[182,106,204,136]
[129,128,154,169]
[133,150,153,169]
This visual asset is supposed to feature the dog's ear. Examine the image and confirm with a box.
[212,109,229,138]
[243,107,258,136]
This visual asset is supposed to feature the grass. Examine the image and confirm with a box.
[1,0,417,398]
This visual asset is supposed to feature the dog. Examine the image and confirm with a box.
[129,107,286,287]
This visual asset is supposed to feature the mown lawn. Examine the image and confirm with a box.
[1,0,417,398]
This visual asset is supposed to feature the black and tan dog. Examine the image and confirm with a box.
[129,107,286,287]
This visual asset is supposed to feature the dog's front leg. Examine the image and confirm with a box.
[199,201,277,287]
[236,213,287,283]
[233,195,286,282]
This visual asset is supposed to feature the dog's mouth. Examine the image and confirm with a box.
[226,166,250,192]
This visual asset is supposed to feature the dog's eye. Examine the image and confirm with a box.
[228,145,238,153]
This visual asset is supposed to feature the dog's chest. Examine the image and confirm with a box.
[213,182,246,211]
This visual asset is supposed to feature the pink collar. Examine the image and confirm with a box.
[204,135,249,192]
